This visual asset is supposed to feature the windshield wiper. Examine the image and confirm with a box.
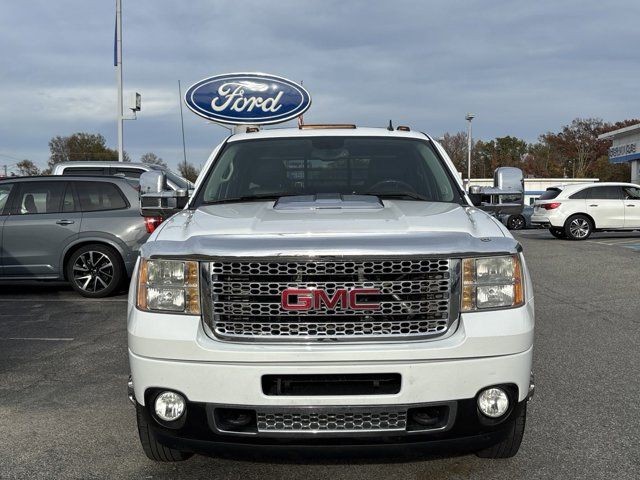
[202,193,296,205]
[368,192,431,201]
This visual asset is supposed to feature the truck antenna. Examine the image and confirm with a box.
[387,120,394,131]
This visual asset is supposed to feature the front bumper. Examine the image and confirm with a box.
[130,347,533,407]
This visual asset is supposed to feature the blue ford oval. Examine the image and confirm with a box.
[184,73,311,125]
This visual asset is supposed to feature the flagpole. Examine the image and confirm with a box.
[116,0,124,162]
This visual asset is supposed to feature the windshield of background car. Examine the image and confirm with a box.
[196,137,460,204]
[163,169,191,190]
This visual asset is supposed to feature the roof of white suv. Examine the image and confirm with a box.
[228,126,430,143]
[545,182,640,197]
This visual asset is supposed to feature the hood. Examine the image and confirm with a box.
[142,200,516,258]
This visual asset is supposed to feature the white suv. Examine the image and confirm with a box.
[531,182,640,240]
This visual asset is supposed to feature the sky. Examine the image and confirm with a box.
[1,0,639,173]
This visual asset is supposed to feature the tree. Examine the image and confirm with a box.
[439,132,468,175]
[140,152,167,167]
[178,162,200,182]
[16,159,40,176]
[47,132,127,170]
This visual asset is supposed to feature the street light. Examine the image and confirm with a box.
[465,113,475,191]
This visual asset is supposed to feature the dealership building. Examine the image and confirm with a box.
[598,123,640,184]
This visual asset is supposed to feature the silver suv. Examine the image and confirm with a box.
[0,176,151,297]
[52,161,193,192]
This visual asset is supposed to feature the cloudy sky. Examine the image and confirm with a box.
[1,0,638,172]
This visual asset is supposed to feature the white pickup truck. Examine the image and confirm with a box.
[127,125,534,461]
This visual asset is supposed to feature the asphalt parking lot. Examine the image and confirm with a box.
[1,231,639,480]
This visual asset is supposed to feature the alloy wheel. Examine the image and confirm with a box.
[569,218,590,239]
[72,251,114,293]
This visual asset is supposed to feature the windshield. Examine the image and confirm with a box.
[195,136,460,205]
[148,165,193,190]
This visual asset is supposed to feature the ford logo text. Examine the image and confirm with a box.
[281,288,382,312]
[184,73,311,125]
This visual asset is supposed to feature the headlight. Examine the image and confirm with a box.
[461,255,524,311]
[136,259,200,314]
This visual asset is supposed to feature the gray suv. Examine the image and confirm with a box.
[0,176,150,297]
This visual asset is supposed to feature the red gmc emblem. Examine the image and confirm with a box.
[281,288,382,311]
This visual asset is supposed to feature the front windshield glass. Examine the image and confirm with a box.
[196,137,459,205]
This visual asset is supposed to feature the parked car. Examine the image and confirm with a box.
[0,176,155,297]
[52,161,193,192]
[499,205,534,230]
[531,182,640,239]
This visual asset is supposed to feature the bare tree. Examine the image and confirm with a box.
[178,162,200,183]
[16,159,40,176]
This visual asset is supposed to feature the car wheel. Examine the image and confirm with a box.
[136,403,193,462]
[564,214,593,241]
[476,403,527,459]
[507,215,526,230]
[549,227,566,239]
[66,244,124,298]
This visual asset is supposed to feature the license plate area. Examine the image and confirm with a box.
[262,373,402,396]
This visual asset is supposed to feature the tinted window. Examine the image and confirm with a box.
[0,183,14,213]
[198,137,460,204]
[589,186,622,200]
[539,188,561,200]
[623,186,640,199]
[75,182,128,211]
[15,181,66,214]
[62,167,107,176]
[570,188,590,199]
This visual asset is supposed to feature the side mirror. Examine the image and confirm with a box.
[468,167,524,215]
[139,171,188,218]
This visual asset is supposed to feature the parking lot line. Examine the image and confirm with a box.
[1,337,75,341]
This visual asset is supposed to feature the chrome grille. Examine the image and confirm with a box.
[207,258,457,342]
[256,408,407,433]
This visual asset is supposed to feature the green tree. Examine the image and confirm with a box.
[16,159,40,176]
[140,152,167,167]
[47,132,129,170]
[178,162,200,183]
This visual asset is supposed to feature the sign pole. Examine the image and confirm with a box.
[115,0,124,162]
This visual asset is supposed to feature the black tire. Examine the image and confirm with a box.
[507,215,526,230]
[564,214,593,241]
[66,244,124,298]
[476,403,527,459]
[549,227,566,239]
[136,403,193,462]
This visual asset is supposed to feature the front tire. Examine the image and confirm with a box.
[549,227,566,239]
[476,403,527,459]
[136,403,193,462]
[66,244,124,298]
[564,214,593,241]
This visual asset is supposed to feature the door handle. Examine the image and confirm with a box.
[589,204,598,207]
[56,219,75,225]
[627,204,636,207]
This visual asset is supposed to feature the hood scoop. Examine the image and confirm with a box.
[273,194,384,211]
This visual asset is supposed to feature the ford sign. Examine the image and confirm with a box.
[184,73,311,125]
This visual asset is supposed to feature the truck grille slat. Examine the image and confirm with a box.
[256,409,407,433]
[207,258,457,342]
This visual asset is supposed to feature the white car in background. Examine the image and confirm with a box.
[531,182,640,240]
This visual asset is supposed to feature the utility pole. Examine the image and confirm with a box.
[115,0,124,162]
[178,80,188,173]
[465,113,475,191]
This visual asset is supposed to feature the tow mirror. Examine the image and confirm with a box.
[139,171,188,218]
[468,167,524,215]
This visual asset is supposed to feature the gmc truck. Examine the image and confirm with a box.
[127,125,535,461]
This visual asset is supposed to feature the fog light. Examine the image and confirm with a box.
[154,391,186,422]
[478,387,509,418]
